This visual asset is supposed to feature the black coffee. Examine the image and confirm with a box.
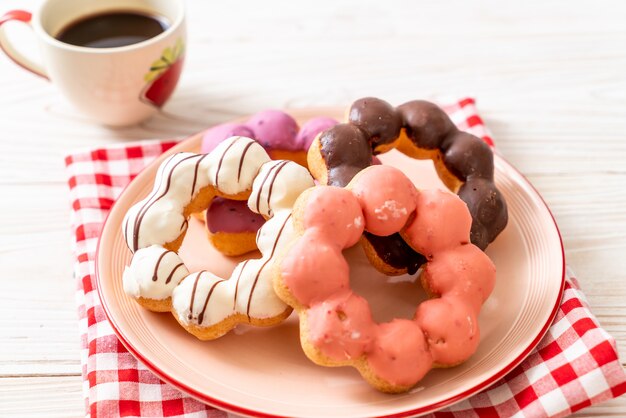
[55,11,169,48]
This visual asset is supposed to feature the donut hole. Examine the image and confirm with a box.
[344,244,429,323]
[178,215,259,276]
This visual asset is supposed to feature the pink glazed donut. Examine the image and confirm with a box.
[273,165,496,393]
[202,111,338,168]
[199,111,338,256]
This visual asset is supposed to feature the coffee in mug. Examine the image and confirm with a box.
[56,11,170,48]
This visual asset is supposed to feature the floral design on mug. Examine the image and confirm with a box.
[140,38,185,107]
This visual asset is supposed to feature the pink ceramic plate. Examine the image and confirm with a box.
[96,108,565,417]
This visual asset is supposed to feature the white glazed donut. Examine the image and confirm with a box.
[121,139,314,339]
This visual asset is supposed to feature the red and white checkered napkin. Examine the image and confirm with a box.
[65,98,626,418]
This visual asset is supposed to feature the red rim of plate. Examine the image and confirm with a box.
[95,137,566,418]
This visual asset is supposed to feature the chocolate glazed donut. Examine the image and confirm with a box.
[310,97,508,275]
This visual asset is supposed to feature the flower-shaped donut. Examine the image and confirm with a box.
[122,136,315,339]
[274,165,496,393]
[308,97,507,276]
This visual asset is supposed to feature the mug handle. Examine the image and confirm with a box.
[0,10,48,79]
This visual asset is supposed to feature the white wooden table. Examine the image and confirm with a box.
[0,0,624,416]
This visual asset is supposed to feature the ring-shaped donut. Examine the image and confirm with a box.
[122,137,314,339]
[307,97,507,275]
[274,165,496,392]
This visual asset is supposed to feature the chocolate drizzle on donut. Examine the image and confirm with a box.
[246,213,292,319]
[190,154,209,197]
[317,97,508,272]
[265,161,289,216]
[214,138,240,188]
[233,259,250,310]
[198,279,226,325]
[254,161,289,213]
[152,250,172,281]
[237,141,255,181]
[188,271,205,321]
[165,263,185,285]
[131,154,197,252]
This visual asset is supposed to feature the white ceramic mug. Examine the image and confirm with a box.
[0,0,186,126]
